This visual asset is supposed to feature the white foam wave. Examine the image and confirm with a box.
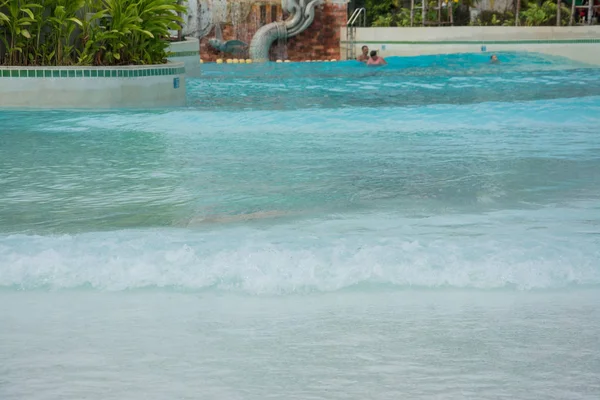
[1,211,598,294]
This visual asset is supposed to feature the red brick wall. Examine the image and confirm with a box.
[286,3,347,62]
[199,2,347,62]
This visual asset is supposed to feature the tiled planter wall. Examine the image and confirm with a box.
[167,38,201,76]
[0,63,186,109]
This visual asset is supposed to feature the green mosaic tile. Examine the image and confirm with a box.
[133,70,138,77]
[27,70,34,77]
[84,70,90,77]
[36,70,43,78]
[68,70,75,77]
[76,70,83,77]
[10,70,18,77]
[168,50,200,58]
[111,70,117,77]
[60,70,68,78]
[117,70,123,77]
[53,70,60,78]
[91,70,97,77]
[44,70,51,77]
[2,70,9,78]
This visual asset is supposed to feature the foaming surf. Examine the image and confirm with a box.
[1,207,599,294]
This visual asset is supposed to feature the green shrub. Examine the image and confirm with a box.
[370,2,469,27]
[0,0,185,66]
[521,0,571,26]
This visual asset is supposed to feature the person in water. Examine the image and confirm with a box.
[367,50,387,66]
[490,54,499,63]
[357,45,369,62]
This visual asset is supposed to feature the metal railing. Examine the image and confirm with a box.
[346,8,366,61]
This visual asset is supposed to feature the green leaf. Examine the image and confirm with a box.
[67,17,83,27]
[21,8,34,20]
[21,29,31,39]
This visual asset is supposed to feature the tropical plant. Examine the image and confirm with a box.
[521,0,571,26]
[0,0,186,66]
[471,10,515,26]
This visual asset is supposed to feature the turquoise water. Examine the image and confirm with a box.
[1,52,600,398]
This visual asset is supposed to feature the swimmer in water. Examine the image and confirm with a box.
[490,54,499,63]
[357,45,369,62]
[367,50,387,66]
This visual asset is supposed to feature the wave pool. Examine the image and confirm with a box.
[1,52,599,399]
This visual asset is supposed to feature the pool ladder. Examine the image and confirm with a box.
[346,8,366,61]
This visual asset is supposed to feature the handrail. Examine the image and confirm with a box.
[347,8,366,27]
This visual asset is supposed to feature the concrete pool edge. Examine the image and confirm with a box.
[0,62,187,110]
[342,26,600,66]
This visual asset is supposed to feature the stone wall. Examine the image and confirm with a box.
[200,1,282,62]
[199,0,348,62]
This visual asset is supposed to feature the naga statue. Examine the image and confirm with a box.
[208,25,248,56]
[249,0,321,62]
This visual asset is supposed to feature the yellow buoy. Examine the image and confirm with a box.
[276,59,282,63]
[226,59,232,64]
[216,59,223,64]
[246,59,252,64]
[284,60,290,63]
[330,59,337,62]
[200,59,204,64]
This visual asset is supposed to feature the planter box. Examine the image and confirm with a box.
[0,63,187,110]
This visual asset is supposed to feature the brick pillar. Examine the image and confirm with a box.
[286,1,348,61]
